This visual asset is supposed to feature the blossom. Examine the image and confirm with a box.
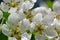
[0,10,3,19]
[8,13,20,28]
[53,1,60,13]
[32,6,51,17]
[0,2,9,12]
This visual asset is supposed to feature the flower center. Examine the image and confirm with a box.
[54,27,60,35]
[34,24,45,35]
[24,11,33,22]
[6,0,19,8]
[54,14,60,20]
[10,26,21,40]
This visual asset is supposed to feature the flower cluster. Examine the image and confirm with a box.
[0,0,60,40]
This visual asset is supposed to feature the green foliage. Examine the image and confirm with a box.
[0,32,8,40]
[45,0,53,10]
[0,8,10,24]
[30,33,35,40]
[3,12,10,24]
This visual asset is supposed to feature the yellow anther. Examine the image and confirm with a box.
[10,28,15,37]
[54,27,60,35]
[34,24,45,35]
[24,11,33,22]
[6,0,19,8]
[54,14,60,20]
[15,26,20,33]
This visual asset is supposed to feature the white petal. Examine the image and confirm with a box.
[8,37,17,40]
[30,22,35,32]
[21,32,31,40]
[0,2,9,12]
[0,10,3,19]
[35,34,46,40]
[33,7,50,16]
[8,7,17,14]
[15,0,20,2]
[2,24,9,36]
[45,26,58,38]
[32,13,43,24]
[18,9,25,20]
[8,13,20,27]
[21,1,34,10]
[30,0,37,3]
[51,19,60,26]
[53,1,60,13]
[19,18,30,33]
[3,0,11,3]
[42,14,54,26]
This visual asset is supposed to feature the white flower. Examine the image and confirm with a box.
[21,0,37,3]
[8,13,20,27]
[53,1,60,13]
[2,24,10,36]
[45,26,58,38]
[15,0,20,2]
[42,13,54,26]
[19,18,30,33]
[3,0,11,3]
[8,7,17,14]
[35,34,47,40]
[20,1,34,11]
[8,37,17,40]
[32,13,43,24]
[30,0,37,3]
[33,6,51,16]
[3,0,20,3]
[19,0,37,11]
[51,18,60,26]
[30,22,35,32]
[0,2,9,12]
[21,32,31,40]
[0,10,3,19]
[18,9,25,20]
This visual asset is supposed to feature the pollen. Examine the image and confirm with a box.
[54,27,60,35]
[9,26,21,40]
[6,0,19,8]
[34,24,45,35]
[24,11,33,22]
[54,14,60,20]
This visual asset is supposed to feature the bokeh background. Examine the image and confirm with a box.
[0,0,55,40]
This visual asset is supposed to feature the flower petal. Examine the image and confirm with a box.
[21,32,31,40]
[32,13,43,24]
[21,1,34,10]
[19,18,30,33]
[2,24,9,36]
[53,1,60,13]
[8,37,17,40]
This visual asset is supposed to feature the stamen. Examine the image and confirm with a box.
[54,27,60,35]
[54,14,60,20]
[10,26,21,40]
[6,0,19,8]
[24,11,33,22]
[34,24,45,35]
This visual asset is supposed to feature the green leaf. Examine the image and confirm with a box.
[0,8,10,24]
[46,0,53,10]
[0,32,8,40]
[30,33,35,40]
[3,12,10,24]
